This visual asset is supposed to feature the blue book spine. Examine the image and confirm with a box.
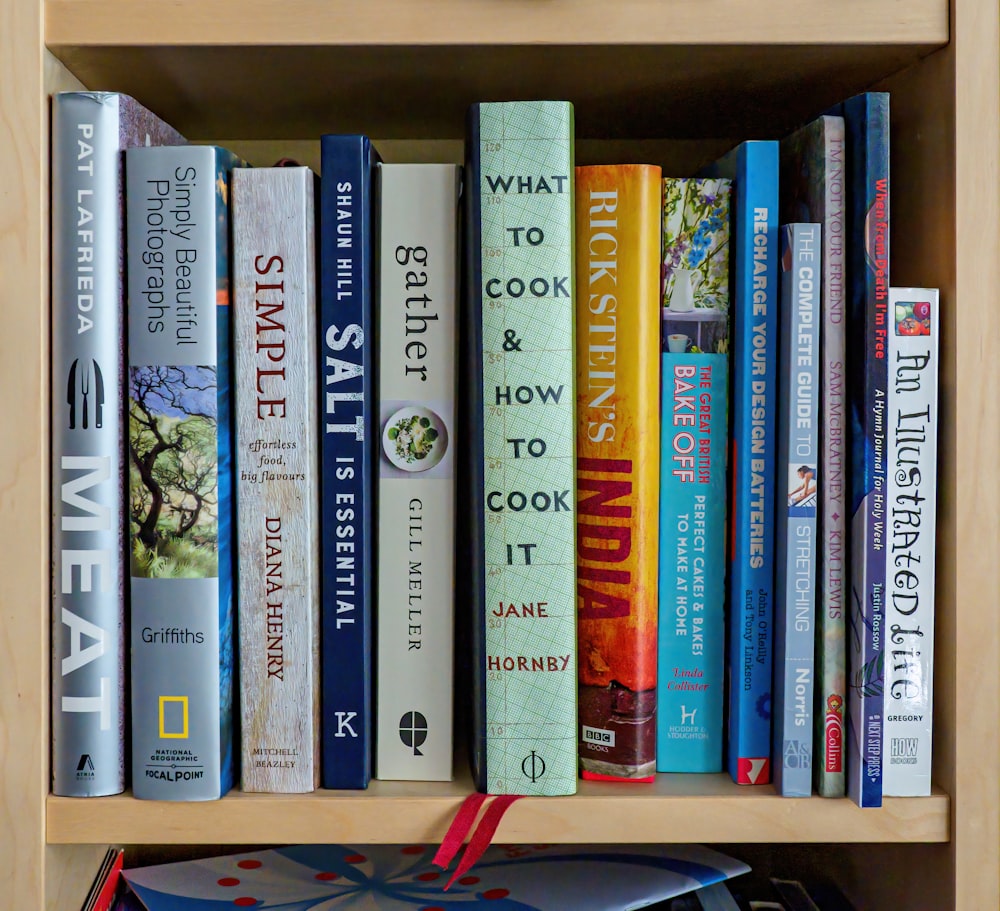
[703,141,780,785]
[657,354,729,771]
[126,145,242,800]
[319,135,380,789]
[836,92,890,808]
[773,224,821,797]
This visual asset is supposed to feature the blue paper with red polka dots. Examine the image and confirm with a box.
[122,843,749,909]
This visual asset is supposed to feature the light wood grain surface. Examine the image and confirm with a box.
[1,1,53,903]
[45,0,948,47]
[46,778,950,846]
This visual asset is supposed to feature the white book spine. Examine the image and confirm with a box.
[233,167,320,792]
[882,287,939,796]
[375,163,459,780]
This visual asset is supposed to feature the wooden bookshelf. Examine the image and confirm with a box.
[47,779,950,846]
[2,0,998,908]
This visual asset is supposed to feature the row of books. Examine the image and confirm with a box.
[50,92,938,808]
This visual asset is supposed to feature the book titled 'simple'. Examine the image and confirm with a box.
[126,144,244,801]
[233,166,320,793]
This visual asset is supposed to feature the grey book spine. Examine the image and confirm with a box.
[126,144,239,800]
[773,223,821,798]
[51,92,182,796]
[232,167,320,792]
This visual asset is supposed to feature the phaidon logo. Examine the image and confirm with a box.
[66,358,106,430]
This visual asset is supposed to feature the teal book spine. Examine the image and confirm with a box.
[656,354,729,771]
[462,100,578,795]
[656,178,732,773]
[126,145,244,800]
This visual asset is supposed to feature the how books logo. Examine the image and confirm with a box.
[66,358,106,430]
[890,738,920,764]
[398,711,428,756]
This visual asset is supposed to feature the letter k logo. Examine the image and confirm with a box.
[334,711,359,738]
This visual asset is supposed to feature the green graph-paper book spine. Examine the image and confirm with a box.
[474,101,578,795]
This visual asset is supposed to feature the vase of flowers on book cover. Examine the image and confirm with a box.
[661,178,731,355]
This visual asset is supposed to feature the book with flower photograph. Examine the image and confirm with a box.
[656,177,731,772]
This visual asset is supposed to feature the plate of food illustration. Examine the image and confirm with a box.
[381,405,448,472]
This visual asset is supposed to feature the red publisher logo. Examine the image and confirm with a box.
[824,694,845,773]
[737,757,770,785]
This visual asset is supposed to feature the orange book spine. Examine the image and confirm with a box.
[576,164,661,781]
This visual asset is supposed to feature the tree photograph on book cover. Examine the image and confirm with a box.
[128,364,220,578]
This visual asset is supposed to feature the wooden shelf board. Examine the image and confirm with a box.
[43,44,942,141]
[46,777,950,845]
[46,0,948,48]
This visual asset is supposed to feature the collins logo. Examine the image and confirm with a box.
[398,711,428,756]
[66,358,106,430]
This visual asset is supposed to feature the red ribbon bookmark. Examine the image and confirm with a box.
[433,792,525,890]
